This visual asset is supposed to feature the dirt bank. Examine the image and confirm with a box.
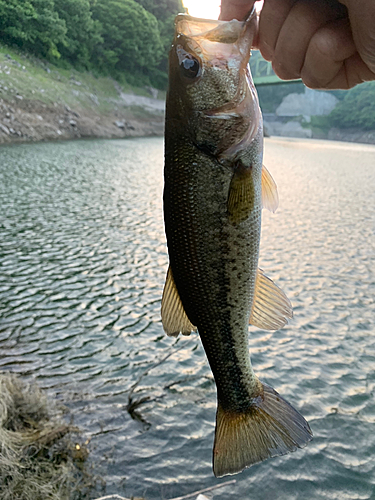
[0,95,164,145]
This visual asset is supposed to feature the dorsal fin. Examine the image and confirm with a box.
[250,268,292,330]
[161,266,196,337]
[261,165,278,213]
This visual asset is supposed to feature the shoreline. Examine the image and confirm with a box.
[0,96,374,147]
[0,49,374,147]
[0,96,165,145]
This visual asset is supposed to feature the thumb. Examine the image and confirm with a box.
[338,0,375,74]
[219,0,257,21]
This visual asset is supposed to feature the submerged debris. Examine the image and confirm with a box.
[0,372,93,500]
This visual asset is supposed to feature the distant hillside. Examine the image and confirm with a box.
[0,44,165,144]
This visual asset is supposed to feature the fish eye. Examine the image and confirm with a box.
[180,55,200,79]
[176,44,201,81]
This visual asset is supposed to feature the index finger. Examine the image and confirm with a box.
[220,0,256,20]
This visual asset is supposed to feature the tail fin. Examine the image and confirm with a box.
[213,383,312,477]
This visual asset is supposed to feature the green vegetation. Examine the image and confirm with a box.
[0,0,183,89]
[0,44,165,126]
[0,0,66,59]
[0,42,113,111]
[309,82,375,132]
[54,0,102,68]
[328,82,375,130]
[90,0,164,85]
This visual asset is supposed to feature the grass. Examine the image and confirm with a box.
[0,373,95,500]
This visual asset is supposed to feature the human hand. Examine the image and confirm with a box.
[220,0,375,90]
[220,0,258,22]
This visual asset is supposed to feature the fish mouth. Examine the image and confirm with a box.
[175,7,256,41]
[174,9,256,67]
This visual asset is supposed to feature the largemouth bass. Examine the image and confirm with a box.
[162,10,312,477]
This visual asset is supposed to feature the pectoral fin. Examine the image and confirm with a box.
[227,166,255,224]
[250,268,293,330]
[261,165,278,213]
[161,266,196,337]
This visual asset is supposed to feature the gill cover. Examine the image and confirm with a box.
[170,10,261,157]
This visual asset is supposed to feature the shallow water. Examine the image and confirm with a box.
[0,137,374,499]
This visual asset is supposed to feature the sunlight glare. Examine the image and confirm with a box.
[182,0,221,20]
[182,1,263,20]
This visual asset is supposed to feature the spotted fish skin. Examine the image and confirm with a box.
[162,11,312,478]
[164,126,263,405]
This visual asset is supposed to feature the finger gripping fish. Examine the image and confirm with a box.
[162,10,312,478]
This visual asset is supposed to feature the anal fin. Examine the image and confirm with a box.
[161,265,196,337]
[250,268,293,330]
[213,381,312,477]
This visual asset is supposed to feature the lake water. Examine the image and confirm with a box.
[0,137,374,500]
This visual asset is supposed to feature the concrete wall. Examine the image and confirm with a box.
[264,87,338,139]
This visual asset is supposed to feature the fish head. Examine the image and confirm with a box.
[167,10,261,160]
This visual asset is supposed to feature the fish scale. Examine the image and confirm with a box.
[165,134,259,404]
[162,10,312,478]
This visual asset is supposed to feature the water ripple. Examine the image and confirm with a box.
[0,137,374,499]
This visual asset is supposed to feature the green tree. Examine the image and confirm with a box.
[0,0,66,59]
[54,0,102,68]
[134,0,183,20]
[91,0,163,84]
[328,82,375,130]
[133,0,183,87]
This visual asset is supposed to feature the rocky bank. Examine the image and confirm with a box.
[0,95,165,145]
